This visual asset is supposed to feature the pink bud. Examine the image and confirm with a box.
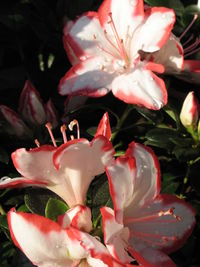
[45,99,58,129]
[180,91,199,128]
[0,105,29,137]
[19,80,46,125]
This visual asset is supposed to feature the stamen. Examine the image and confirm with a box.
[183,38,200,53]
[45,122,57,147]
[179,14,198,41]
[34,139,40,147]
[104,30,121,54]
[184,46,200,58]
[70,135,75,140]
[124,208,181,224]
[93,35,117,58]
[60,124,67,143]
[130,231,177,246]
[108,12,128,65]
[182,34,194,47]
[69,119,80,139]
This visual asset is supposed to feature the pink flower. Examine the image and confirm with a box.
[180,91,199,129]
[0,113,114,208]
[8,209,127,267]
[59,0,177,110]
[102,142,196,266]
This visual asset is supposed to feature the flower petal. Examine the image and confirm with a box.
[11,145,57,183]
[129,245,176,267]
[152,34,184,73]
[53,136,114,206]
[101,207,133,263]
[95,112,112,140]
[106,156,136,224]
[124,142,161,216]
[131,7,175,53]
[58,205,92,233]
[45,99,59,129]
[19,80,46,125]
[125,194,196,254]
[65,12,115,60]
[0,177,48,189]
[180,60,200,84]
[59,57,115,97]
[98,0,144,41]
[8,210,87,267]
[111,66,167,110]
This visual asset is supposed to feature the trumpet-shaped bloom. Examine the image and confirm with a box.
[59,0,177,110]
[0,113,114,208]
[103,142,196,267]
[8,209,127,267]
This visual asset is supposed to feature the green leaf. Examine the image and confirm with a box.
[45,198,68,222]
[0,215,8,230]
[144,0,184,15]
[24,188,56,216]
[0,147,9,164]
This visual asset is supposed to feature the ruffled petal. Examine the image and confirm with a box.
[131,7,175,54]
[11,145,57,183]
[53,136,114,206]
[106,157,136,223]
[58,205,92,233]
[111,66,167,110]
[0,177,48,189]
[101,207,133,264]
[124,142,161,216]
[59,57,115,97]
[95,112,112,140]
[8,210,87,267]
[124,194,196,254]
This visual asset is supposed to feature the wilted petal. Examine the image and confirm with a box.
[112,66,167,110]
[58,205,92,233]
[19,80,46,125]
[8,210,87,267]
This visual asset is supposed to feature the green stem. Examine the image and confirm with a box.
[0,204,6,215]
[112,105,133,141]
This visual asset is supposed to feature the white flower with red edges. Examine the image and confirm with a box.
[8,209,130,267]
[59,0,177,110]
[101,142,196,267]
[0,113,114,209]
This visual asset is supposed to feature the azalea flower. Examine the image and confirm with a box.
[101,142,196,267]
[0,113,114,208]
[59,0,177,110]
[8,209,128,267]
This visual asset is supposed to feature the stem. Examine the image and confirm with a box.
[0,204,6,215]
[112,105,133,141]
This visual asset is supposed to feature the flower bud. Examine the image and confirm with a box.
[45,99,58,129]
[19,80,46,125]
[0,105,30,137]
[180,91,199,129]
